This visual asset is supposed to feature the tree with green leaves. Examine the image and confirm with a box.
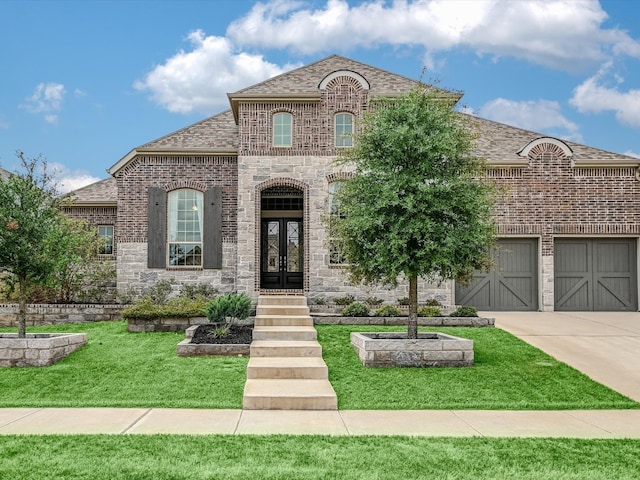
[0,152,84,337]
[333,86,497,339]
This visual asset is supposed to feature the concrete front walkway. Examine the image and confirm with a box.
[1,407,640,437]
[489,311,640,402]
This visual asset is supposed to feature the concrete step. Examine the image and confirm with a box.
[256,305,310,316]
[252,325,317,341]
[250,340,322,357]
[254,315,314,327]
[243,379,338,410]
[246,357,328,379]
[258,295,308,306]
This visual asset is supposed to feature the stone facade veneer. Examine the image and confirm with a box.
[0,333,87,367]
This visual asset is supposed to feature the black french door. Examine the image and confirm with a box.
[260,218,303,289]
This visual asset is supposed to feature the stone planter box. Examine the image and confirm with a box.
[314,316,494,327]
[351,331,473,368]
[0,333,87,367]
[177,325,251,357]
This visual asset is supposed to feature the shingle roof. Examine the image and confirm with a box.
[468,115,639,164]
[63,177,117,205]
[140,109,238,150]
[234,54,422,96]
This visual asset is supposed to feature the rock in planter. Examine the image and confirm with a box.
[0,333,87,367]
[351,331,473,367]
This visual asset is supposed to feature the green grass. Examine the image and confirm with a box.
[0,322,636,410]
[1,435,639,479]
[318,325,639,410]
[0,322,247,408]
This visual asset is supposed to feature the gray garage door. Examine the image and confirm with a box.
[555,238,637,311]
[455,239,538,311]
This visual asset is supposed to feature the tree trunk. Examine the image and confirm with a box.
[18,279,27,338]
[407,274,418,339]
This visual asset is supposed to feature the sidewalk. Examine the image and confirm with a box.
[1,407,640,437]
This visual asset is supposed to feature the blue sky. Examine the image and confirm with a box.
[2,0,640,192]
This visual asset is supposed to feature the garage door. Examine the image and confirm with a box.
[455,239,538,311]
[554,238,637,311]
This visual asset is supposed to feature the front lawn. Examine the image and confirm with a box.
[0,322,247,408]
[0,322,636,410]
[1,435,639,480]
[318,325,638,410]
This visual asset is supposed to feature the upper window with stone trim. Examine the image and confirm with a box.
[335,113,354,147]
[273,112,292,147]
[168,189,203,266]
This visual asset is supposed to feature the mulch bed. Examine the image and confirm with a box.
[190,324,253,344]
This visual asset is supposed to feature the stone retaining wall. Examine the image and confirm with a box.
[313,316,494,327]
[0,304,125,327]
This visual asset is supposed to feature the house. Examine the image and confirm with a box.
[65,55,640,311]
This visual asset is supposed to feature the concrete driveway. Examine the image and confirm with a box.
[485,311,640,402]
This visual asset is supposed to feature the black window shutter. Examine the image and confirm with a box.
[147,187,167,268]
[203,187,223,269]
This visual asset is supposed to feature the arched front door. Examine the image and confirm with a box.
[260,186,303,289]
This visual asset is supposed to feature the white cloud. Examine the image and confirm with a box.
[624,150,640,158]
[21,83,66,121]
[134,30,299,114]
[570,62,640,126]
[48,162,101,194]
[227,0,640,71]
[478,97,581,141]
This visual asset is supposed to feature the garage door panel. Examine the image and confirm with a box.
[498,277,534,310]
[556,279,589,310]
[555,238,637,311]
[595,278,633,310]
[456,239,538,311]
[455,275,492,310]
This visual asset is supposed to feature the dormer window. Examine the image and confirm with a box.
[273,112,292,147]
[335,113,353,147]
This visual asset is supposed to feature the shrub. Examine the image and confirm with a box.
[397,297,410,306]
[121,296,208,320]
[417,306,442,317]
[365,296,384,306]
[425,298,442,307]
[311,296,327,305]
[374,305,402,317]
[341,302,369,317]
[334,294,355,306]
[205,293,252,325]
[450,305,478,317]
[179,283,218,301]
[141,280,174,304]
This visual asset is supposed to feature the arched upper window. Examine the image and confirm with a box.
[168,189,203,266]
[273,112,292,147]
[335,113,354,147]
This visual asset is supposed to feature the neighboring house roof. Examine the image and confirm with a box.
[0,167,9,180]
[63,177,117,206]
